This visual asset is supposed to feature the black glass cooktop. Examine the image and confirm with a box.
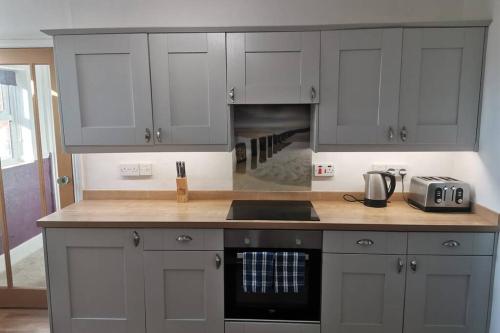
[226,200,320,221]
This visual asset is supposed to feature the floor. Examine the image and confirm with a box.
[0,309,49,333]
[0,250,46,289]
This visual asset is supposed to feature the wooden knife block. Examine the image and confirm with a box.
[176,177,189,203]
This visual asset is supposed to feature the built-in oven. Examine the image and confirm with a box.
[224,230,322,322]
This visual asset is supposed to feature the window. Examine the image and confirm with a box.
[0,84,15,162]
[0,66,36,166]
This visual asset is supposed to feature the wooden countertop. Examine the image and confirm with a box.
[37,199,499,232]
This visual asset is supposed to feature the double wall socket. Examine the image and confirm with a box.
[313,163,335,177]
[120,163,153,177]
[372,164,408,178]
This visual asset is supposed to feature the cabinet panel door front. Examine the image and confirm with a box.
[45,229,145,333]
[144,251,224,333]
[319,29,402,144]
[227,32,320,104]
[322,254,406,333]
[399,28,485,147]
[54,34,153,146]
[149,33,228,144]
[404,255,492,333]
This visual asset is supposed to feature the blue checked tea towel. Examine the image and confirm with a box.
[274,252,306,293]
[242,252,275,293]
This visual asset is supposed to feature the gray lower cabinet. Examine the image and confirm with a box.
[404,255,492,333]
[225,321,320,333]
[318,29,403,145]
[399,28,485,148]
[144,250,224,333]
[322,253,406,333]
[149,33,228,145]
[227,31,320,104]
[54,34,153,146]
[45,229,145,333]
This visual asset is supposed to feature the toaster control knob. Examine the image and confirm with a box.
[456,188,464,204]
[434,188,443,204]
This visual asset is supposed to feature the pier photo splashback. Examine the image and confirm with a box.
[233,105,312,191]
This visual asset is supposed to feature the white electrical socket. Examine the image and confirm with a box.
[313,163,335,177]
[120,164,140,177]
[372,164,408,178]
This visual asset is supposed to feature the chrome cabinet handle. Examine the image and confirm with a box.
[388,127,395,141]
[400,126,408,142]
[176,235,193,243]
[442,240,461,248]
[410,259,417,272]
[397,257,404,273]
[228,87,235,102]
[156,128,162,142]
[215,254,222,269]
[145,128,152,143]
[311,86,317,101]
[133,231,141,247]
[356,239,375,246]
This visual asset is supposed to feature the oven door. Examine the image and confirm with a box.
[224,248,321,321]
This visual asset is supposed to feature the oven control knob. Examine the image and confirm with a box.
[244,237,251,245]
[295,238,302,246]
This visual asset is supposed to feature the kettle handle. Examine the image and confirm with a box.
[383,173,397,199]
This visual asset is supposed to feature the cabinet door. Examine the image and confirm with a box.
[227,32,320,104]
[318,29,402,145]
[149,33,228,144]
[404,255,492,333]
[144,251,224,333]
[399,28,485,147]
[322,254,406,333]
[45,229,145,333]
[54,34,153,146]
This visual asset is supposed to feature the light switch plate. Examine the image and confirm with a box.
[314,163,335,177]
[139,163,152,176]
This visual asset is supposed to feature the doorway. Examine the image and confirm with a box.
[0,48,74,308]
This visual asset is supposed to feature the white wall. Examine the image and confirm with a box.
[0,0,492,46]
[81,151,460,193]
[81,153,234,191]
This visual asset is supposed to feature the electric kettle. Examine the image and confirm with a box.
[363,171,396,208]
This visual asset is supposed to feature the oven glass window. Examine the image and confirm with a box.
[224,248,321,321]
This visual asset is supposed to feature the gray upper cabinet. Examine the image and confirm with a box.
[45,229,145,333]
[399,28,485,147]
[144,250,224,333]
[149,33,228,144]
[227,32,320,104]
[322,254,406,333]
[404,255,492,333]
[54,34,153,146]
[319,29,403,145]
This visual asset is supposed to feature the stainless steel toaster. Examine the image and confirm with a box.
[408,176,471,212]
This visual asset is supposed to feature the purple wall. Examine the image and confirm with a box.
[1,157,55,253]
